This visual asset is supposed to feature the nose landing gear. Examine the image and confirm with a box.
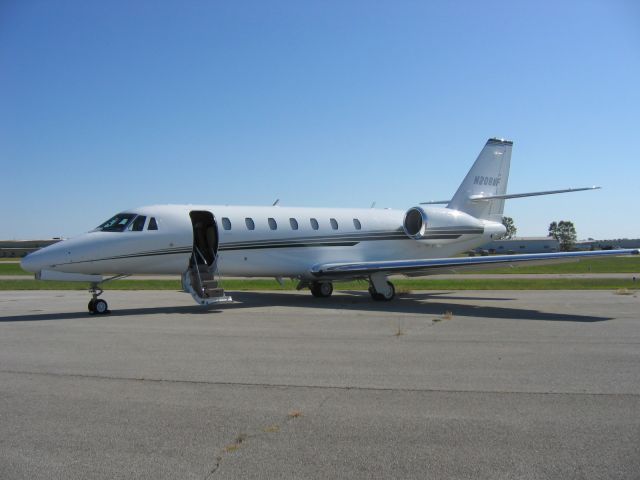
[88,283,110,314]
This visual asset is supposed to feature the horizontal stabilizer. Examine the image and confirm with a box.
[469,186,600,202]
[421,186,600,205]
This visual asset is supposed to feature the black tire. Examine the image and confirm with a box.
[88,299,96,313]
[310,281,333,298]
[369,281,395,301]
[94,299,109,314]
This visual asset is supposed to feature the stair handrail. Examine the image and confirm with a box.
[192,245,208,295]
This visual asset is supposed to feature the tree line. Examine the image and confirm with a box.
[501,217,577,251]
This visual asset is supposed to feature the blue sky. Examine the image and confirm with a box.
[1,0,639,239]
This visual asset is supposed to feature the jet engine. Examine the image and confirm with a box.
[402,206,485,240]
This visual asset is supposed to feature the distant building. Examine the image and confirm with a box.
[0,239,61,258]
[576,239,640,250]
[480,236,559,254]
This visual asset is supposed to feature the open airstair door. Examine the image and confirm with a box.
[182,211,232,305]
[190,210,218,267]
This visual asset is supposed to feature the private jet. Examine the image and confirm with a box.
[21,138,638,313]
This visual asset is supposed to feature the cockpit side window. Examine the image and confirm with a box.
[148,217,158,230]
[95,213,137,232]
[131,216,147,231]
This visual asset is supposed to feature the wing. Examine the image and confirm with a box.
[310,249,639,278]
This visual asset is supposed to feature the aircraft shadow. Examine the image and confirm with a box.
[225,291,611,323]
[0,291,610,323]
[0,305,223,323]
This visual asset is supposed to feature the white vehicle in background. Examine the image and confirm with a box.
[21,138,638,313]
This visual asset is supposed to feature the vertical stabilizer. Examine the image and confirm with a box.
[447,138,512,221]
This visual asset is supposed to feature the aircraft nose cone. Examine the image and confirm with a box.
[21,252,40,273]
[20,242,67,274]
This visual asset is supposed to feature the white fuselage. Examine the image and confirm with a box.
[21,204,505,281]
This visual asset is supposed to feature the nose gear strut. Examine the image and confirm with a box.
[87,275,129,314]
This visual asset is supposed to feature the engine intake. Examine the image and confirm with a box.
[403,207,428,238]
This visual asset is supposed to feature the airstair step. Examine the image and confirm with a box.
[203,287,225,298]
[190,270,215,280]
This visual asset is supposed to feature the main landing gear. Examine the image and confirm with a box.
[306,274,396,301]
[368,273,396,301]
[310,281,334,298]
[88,283,110,314]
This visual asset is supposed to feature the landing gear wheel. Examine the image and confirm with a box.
[93,299,109,314]
[369,281,395,301]
[310,281,333,298]
[88,282,110,314]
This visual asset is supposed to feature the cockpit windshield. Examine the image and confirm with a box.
[95,213,137,232]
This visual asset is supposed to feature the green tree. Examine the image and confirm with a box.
[549,220,577,251]
[501,216,517,239]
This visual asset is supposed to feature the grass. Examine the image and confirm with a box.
[462,255,640,274]
[0,263,30,275]
[1,278,638,291]
[392,320,405,336]
[615,288,634,295]
[0,279,184,290]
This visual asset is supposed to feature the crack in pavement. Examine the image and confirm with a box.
[203,408,305,478]
[1,369,639,397]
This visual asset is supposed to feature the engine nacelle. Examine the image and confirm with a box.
[402,206,485,240]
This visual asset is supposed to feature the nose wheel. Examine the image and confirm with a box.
[88,284,110,314]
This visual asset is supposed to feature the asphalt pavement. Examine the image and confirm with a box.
[0,289,639,479]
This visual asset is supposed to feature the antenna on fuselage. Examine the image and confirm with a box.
[370,201,376,208]
[272,199,280,206]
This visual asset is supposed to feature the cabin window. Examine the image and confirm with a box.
[268,218,277,230]
[330,218,339,230]
[148,217,158,230]
[245,218,255,230]
[131,215,146,231]
[289,218,299,230]
[310,218,319,230]
[353,218,362,230]
[222,217,232,230]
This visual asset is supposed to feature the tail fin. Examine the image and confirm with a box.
[447,138,512,221]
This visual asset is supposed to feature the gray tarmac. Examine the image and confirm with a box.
[0,289,639,479]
